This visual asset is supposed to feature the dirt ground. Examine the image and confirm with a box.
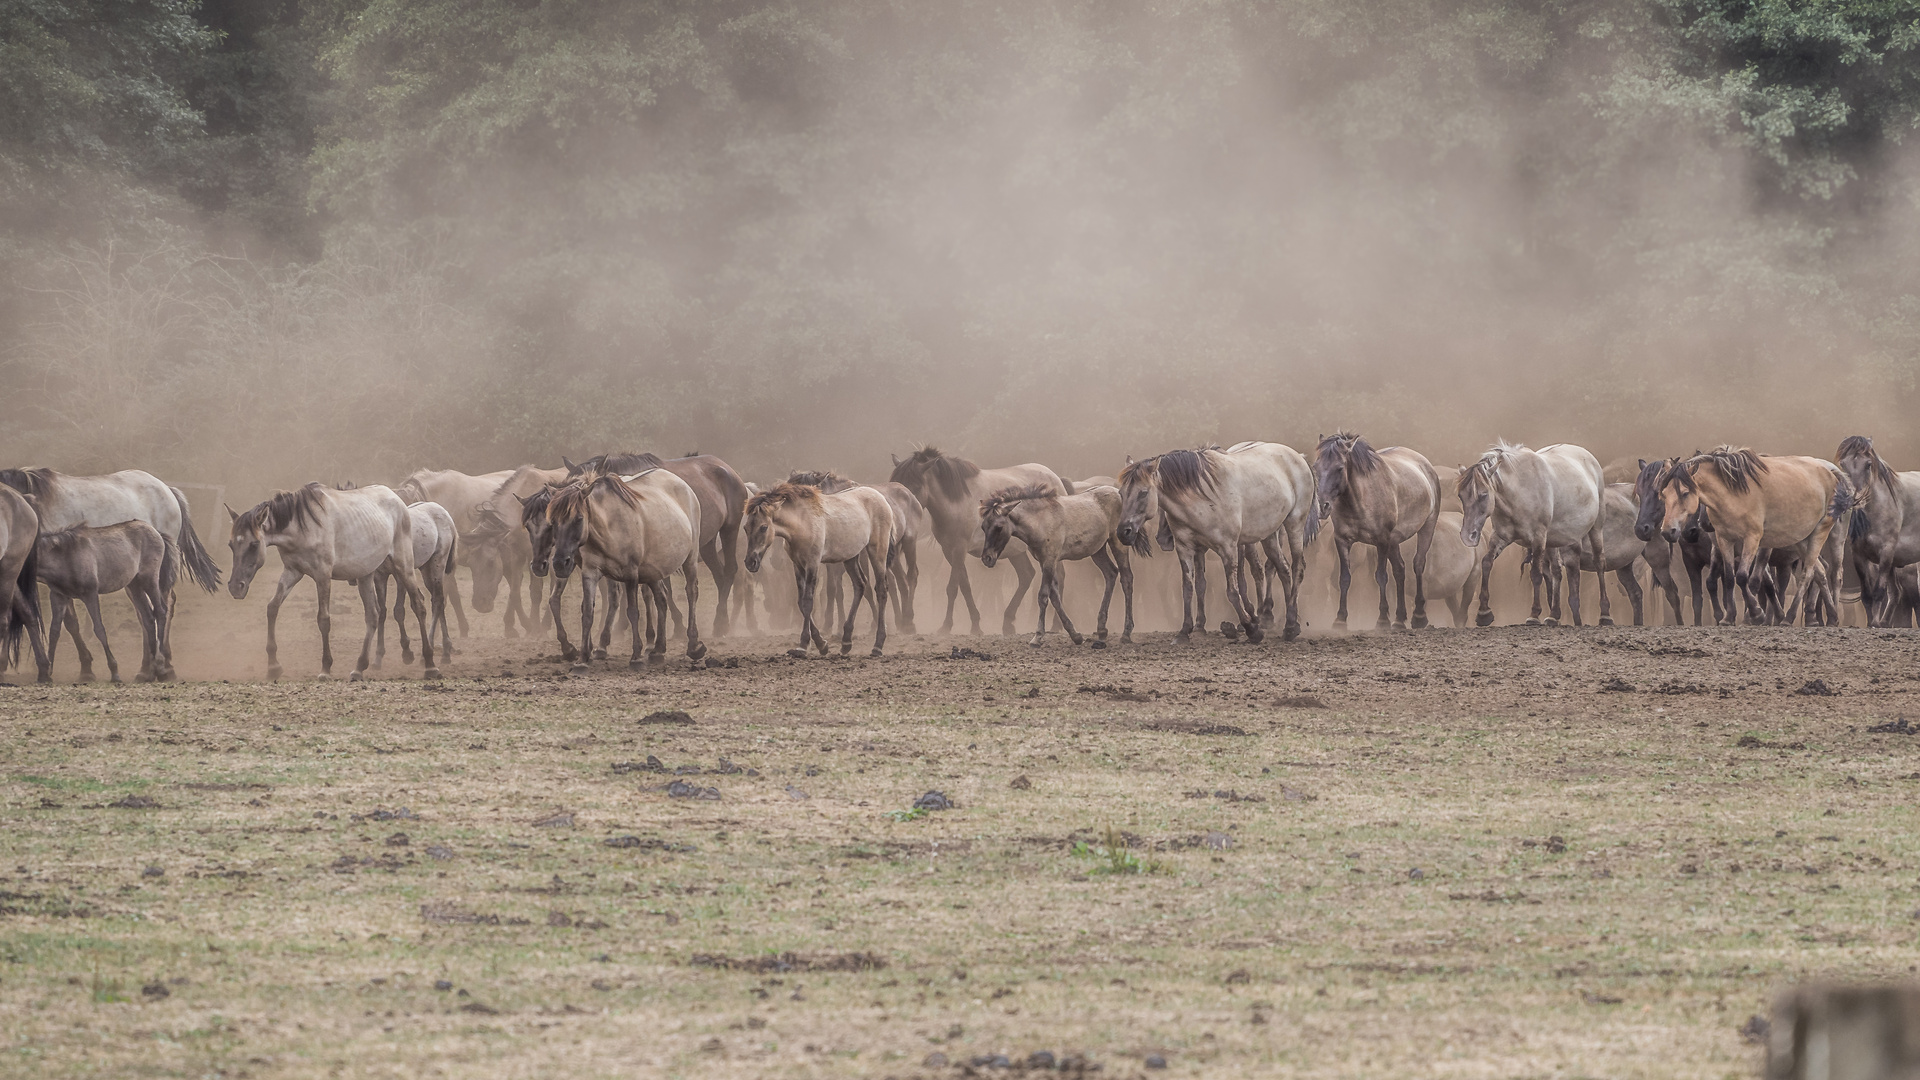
[4,565,1919,1079]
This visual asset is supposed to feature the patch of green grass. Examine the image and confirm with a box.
[12,774,139,792]
[1072,825,1162,876]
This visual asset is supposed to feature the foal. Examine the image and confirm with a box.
[743,482,893,657]
[36,522,175,683]
[979,484,1134,646]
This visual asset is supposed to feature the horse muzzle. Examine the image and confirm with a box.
[744,553,762,574]
[228,580,250,600]
[981,552,999,569]
[1634,523,1655,543]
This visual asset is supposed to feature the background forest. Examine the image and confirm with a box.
[4,0,1920,495]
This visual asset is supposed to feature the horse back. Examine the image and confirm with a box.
[28,469,179,537]
[621,470,702,572]
[1210,442,1311,538]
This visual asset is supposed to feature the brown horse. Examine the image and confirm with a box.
[1633,459,1732,625]
[1835,435,1920,625]
[568,453,748,636]
[889,448,1065,635]
[36,522,175,683]
[546,469,705,670]
[1649,447,1844,625]
[980,484,1134,646]
[1310,433,1441,630]
[743,482,893,657]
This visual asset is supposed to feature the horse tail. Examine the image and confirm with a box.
[170,486,223,592]
[444,522,459,577]
[9,538,40,663]
[1302,504,1320,546]
[159,536,180,598]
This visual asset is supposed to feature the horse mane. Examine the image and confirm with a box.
[1155,447,1219,498]
[517,484,560,525]
[0,467,55,498]
[891,447,980,501]
[979,483,1055,518]
[1837,435,1896,490]
[1315,432,1382,476]
[788,469,857,493]
[1456,442,1525,497]
[548,472,640,521]
[746,482,822,516]
[571,452,663,477]
[1633,458,1671,502]
[236,482,326,534]
[1692,446,1768,493]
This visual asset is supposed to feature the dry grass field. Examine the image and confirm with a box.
[4,580,1919,1079]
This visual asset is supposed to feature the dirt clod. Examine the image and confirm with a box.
[108,795,161,809]
[531,811,574,828]
[666,781,720,800]
[638,710,694,725]
[1009,775,1032,790]
[689,951,886,973]
[913,791,955,811]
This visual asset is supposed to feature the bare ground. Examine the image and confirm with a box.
[4,582,1919,1079]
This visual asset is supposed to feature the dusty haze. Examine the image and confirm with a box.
[4,2,1916,511]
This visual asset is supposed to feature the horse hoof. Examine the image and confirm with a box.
[1219,621,1239,642]
[1411,615,1429,630]
[1029,638,1044,648]
[869,648,884,658]
[629,659,647,670]
[1069,633,1084,645]
[1599,617,1615,627]
[1331,620,1347,632]
[1524,618,1542,626]
[1391,621,1406,631]
[1174,632,1192,645]
[1283,623,1301,642]
[314,673,333,681]
[417,668,439,680]
[504,627,519,640]
[76,672,95,683]
[267,664,283,680]
[1543,618,1559,627]
[688,642,708,661]
[110,675,123,685]
[348,671,364,683]
[840,644,853,657]
[400,650,414,665]
[569,663,589,675]
[135,672,155,684]
[1244,625,1265,644]
[1475,612,1495,628]
[786,649,810,660]
[1096,629,1109,641]
[592,649,607,661]
[1090,639,1109,650]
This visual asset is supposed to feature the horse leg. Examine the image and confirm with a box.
[1262,532,1300,642]
[502,565,523,639]
[80,592,121,684]
[1526,540,1547,625]
[840,561,868,656]
[1003,550,1037,637]
[1091,549,1119,641]
[1386,544,1412,630]
[1410,511,1435,629]
[808,567,831,655]
[1194,551,1209,634]
[549,577,576,661]
[1683,553,1706,626]
[1615,566,1643,625]
[6,581,51,684]
[1175,545,1198,644]
[44,589,66,676]
[446,567,470,639]
[129,582,159,682]
[623,582,646,668]
[1051,564,1083,645]
[1589,522,1612,626]
[1221,545,1263,643]
[682,556,706,661]
[595,578,618,660]
[350,577,380,680]
[573,574,595,674]
[1474,540,1503,627]
[262,569,298,679]
[1333,538,1353,631]
[1564,550,1585,627]
[704,537,732,639]
[392,573,415,665]
[62,602,94,681]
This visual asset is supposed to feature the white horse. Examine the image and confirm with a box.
[1458,442,1606,626]
[0,486,50,684]
[1117,442,1313,643]
[227,483,440,680]
[369,501,458,667]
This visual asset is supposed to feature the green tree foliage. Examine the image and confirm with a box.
[6,0,1920,492]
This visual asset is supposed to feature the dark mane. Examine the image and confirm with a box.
[572,452,663,477]
[548,472,639,521]
[1633,458,1671,502]
[1692,446,1768,493]
[517,484,560,526]
[889,447,980,502]
[979,483,1055,518]
[1155,447,1218,498]
[235,482,326,534]
[788,469,857,493]
[0,467,55,498]
[746,482,822,516]
[1837,435,1896,490]
[1315,432,1382,476]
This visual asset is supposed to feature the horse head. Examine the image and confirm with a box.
[977,485,1046,567]
[225,503,268,600]
[1455,458,1496,548]
[1632,458,1668,542]
[742,483,813,573]
[1114,456,1160,557]
[1655,458,1702,541]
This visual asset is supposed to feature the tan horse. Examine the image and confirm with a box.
[1310,433,1441,630]
[980,484,1134,646]
[743,482,893,657]
[1651,447,1843,625]
[547,470,705,670]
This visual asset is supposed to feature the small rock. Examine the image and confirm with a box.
[425,844,454,860]
[385,832,409,847]
[141,865,164,878]
[1145,1052,1168,1069]
[109,795,160,809]
[924,1052,949,1068]
[1009,775,1032,791]
[1545,835,1567,854]
[1027,1050,1056,1068]
[1740,1014,1771,1043]
[784,785,809,800]
[638,709,694,725]
[140,982,170,999]
[1224,969,1251,985]
[667,780,721,800]
[1795,679,1836,696]
[1408,867,1424,880]
[1203,831,1233,851]
[434,980,453,991]
[531,811,574,828]
[913,791,955,811]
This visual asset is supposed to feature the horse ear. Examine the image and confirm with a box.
[1638,459,1646,470]
[225,503,239,522]
[562,456,577,472]
[512,493,526,505]
[1125,455,1134,465]
[890,453,900,467]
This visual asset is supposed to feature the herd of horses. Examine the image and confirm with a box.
[0,433,1913,682]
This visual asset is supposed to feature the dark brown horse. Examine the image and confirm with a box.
[567,453,747,636]
[1310,433,1441,630]
[889,448,1065,635]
